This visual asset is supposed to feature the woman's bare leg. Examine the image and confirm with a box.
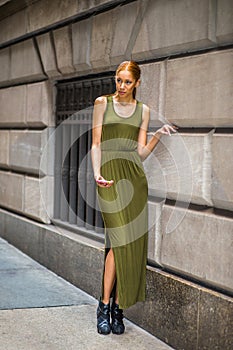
[102,249,116,305]
[115,286,119,305]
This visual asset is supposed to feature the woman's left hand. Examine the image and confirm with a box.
[155,124,178,136]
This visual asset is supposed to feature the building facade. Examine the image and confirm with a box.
[0,0,233,348]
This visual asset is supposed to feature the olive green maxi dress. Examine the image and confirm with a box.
[97,96,148,310]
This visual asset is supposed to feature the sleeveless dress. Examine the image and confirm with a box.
[97,95,148,309]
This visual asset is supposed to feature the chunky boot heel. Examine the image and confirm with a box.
[111,301,125,335]
[97,300,111,335]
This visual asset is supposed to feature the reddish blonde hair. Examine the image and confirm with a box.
[115,61,141,99]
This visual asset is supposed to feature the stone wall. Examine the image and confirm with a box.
[0,81,54,223]
[0,207,232,350]
[0,0,232,348]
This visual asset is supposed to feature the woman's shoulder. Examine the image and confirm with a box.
[141,103,150,122]
[94,95,108,105]
[141,103,149,112]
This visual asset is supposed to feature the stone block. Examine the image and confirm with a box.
[26,81,54,127]
[37,226,104,299]
[77,0,112,12]
[0,85,27,127]
[132,0,216,61]
[53,26,75,75]
[39,127,55,177]
[198,290,233,350]
[0,130,9,167]
[0,47,10,86]
[9,130,42,175]
[0,166,54,224]
[72,18,93,72]
[11,39,45,84]
[165,49,233,127]
[24,176,54,224]
[137,61,161,125]
[0,9,27,45]
[90,10,115,69]
[148,200,163,265]
[144,133,213,206]
[9,128,54,176]
[28,0,78,32]
[0,209,43,263]
[0,171,24,212]
[36,33,60,78]
[216,0,233,44]
[212,134,233,211]
[110,1,142,65]
[0,81,53,127]
[160,206,233,293]
[125,267,200,350]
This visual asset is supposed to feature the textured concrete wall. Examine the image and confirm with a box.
[144,132,213,205]
[165,50,233,127]
[0,0,232,289]
[132,0,217,60]
[148,201,233,293]
[0,82,54,127]
[0,9,27,45]
[0,171,53,223]
[0,80,54,222]
[8,129,54,176]
[0,130,9,168]
[1,1,232,84]
[161,206,233,293]
[212,134,233,211]
[36,33,61,78]
[144,130,233,212]
[0,0,129,45]
[0,39,46,87]
[216,0,233,43]
[0,0,232,347]
[53,26,75,74]
[0,208,232,350]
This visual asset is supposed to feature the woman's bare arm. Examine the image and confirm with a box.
[137,104,177,161]
[91,96,114,188]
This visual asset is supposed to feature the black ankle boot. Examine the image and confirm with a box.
[97,300,111,335]
[111,301,125,335]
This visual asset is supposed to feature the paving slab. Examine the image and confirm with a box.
[0,238,96,310]
[0,305,174,350]
[0,237,174,350]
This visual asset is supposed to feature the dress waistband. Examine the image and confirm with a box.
[102,149,137,152]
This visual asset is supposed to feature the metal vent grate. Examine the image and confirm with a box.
[54,74,115,238]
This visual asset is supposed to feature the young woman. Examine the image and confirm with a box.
[91,61,176,335]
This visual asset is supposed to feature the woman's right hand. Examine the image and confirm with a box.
[95,175,114,188]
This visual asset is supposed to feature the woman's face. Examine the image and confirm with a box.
[115,69,140,99]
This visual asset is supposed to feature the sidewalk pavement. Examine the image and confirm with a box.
[0,237,174,350]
